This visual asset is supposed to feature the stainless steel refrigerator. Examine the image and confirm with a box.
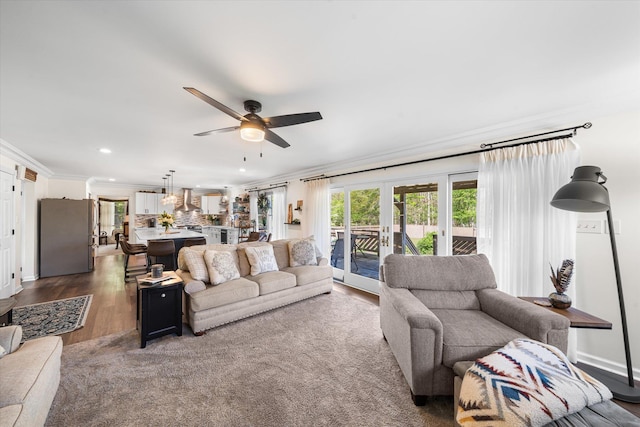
[40,198,96,278]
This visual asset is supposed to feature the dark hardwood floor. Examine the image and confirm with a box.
[13,253,639,417]
[15,253,138,345]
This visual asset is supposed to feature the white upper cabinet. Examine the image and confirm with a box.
[135,193,171,215]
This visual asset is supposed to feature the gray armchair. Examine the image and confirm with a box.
[379,253,570,405]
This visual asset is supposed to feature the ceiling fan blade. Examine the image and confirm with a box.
[194,126,239,137]
[264,129,290,148]
[263,112,322,128]
[183,87,247,122]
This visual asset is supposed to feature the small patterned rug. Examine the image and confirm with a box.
[13,295,92,342]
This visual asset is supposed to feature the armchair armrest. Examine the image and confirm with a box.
[0,325,22,354]
[380,282,444,397]
[382,284,443,331]
[317,257,329,266]
[477,289,570,353]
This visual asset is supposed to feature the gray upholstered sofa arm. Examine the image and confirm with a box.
[0,325,22,354]
[477,289,570,353]
[383,285,443,330]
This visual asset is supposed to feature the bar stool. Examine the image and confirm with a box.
[183,237,207,247]
[119,235,148,281]
[146,240,177,272]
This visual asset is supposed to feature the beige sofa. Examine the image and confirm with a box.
[0,326,62,427]
[177,239,333,335]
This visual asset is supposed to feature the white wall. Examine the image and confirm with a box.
[572,111,640,378]
[48,178,88,199]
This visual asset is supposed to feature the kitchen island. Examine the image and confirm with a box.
[135,228,207,268]
[134,228,205,244]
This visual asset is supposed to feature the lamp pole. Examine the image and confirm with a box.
[551,166,639,402]
[605,207,634,388]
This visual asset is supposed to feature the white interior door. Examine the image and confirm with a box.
[0,169,15,298]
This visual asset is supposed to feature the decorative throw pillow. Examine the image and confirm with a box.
[204,250,240,285]
[244,245,279,276]
[181,247,209,282]
[288,238,318,267]
[0,344,6,359]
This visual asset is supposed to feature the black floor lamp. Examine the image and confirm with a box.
[551,165,639,403]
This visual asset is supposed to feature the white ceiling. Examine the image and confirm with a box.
[1,1,639,190]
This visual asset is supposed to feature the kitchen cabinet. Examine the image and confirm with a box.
[135,193,158,215]
[202,226,221,244]
[135,193,172,215]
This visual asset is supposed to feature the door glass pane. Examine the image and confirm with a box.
[349,188,380,279]
[393,183,438,255]
[330,191,345,279]
[451,180,477,255]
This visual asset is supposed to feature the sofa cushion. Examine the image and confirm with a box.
[181,247,209,282]
[245,271,297,295]
[270,239,291,269]
[236,242,271,276]
[411,290,481,310]
[204,250,240,285]
[245,245,279,276]
[383,254,497,291]
[0,336,62,407]
[288,238,318,267]
[431,308,525,368]
[283,265,333,286]
[0,325,22,354]
[189,278,259,311]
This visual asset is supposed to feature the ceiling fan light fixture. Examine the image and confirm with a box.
[240,121,265,142]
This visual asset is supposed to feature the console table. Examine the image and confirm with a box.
[519,297,612,329]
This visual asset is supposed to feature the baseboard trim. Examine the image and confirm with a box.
[577,351,640,379]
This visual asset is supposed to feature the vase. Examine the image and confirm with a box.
[548,292,571,309]
[164,225,170,233]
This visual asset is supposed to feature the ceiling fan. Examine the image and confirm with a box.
[184,87,322,148]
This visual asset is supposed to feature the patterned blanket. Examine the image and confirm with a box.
[457,338,612,426]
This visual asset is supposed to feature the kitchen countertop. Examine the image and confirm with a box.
[135,229,205,241]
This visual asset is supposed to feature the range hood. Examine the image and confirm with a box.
[174,188,201,213]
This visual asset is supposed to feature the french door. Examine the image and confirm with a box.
[331,172,477,295]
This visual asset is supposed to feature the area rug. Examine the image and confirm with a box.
[13,295,92,342]
[46,291,453,426]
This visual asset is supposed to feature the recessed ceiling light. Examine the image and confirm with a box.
[108,178,116,182]
[239,168,246,173]
[99,148,112,154]
[196,185,201,188]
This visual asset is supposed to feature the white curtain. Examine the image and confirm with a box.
[271,187,287,240]
[248,190,259,229]
[477,138,580,298]
[304,179,331,257]
[100,202,115,234]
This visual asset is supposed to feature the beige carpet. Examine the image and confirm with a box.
[46,291,453,426]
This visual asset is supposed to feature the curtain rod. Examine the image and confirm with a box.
[301,123,590,183]
[245,181,289,192]
[480,122,591,148]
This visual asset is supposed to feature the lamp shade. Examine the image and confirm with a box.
[550,166,610,213]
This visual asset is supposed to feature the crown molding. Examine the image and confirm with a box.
[0,138,54,178]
